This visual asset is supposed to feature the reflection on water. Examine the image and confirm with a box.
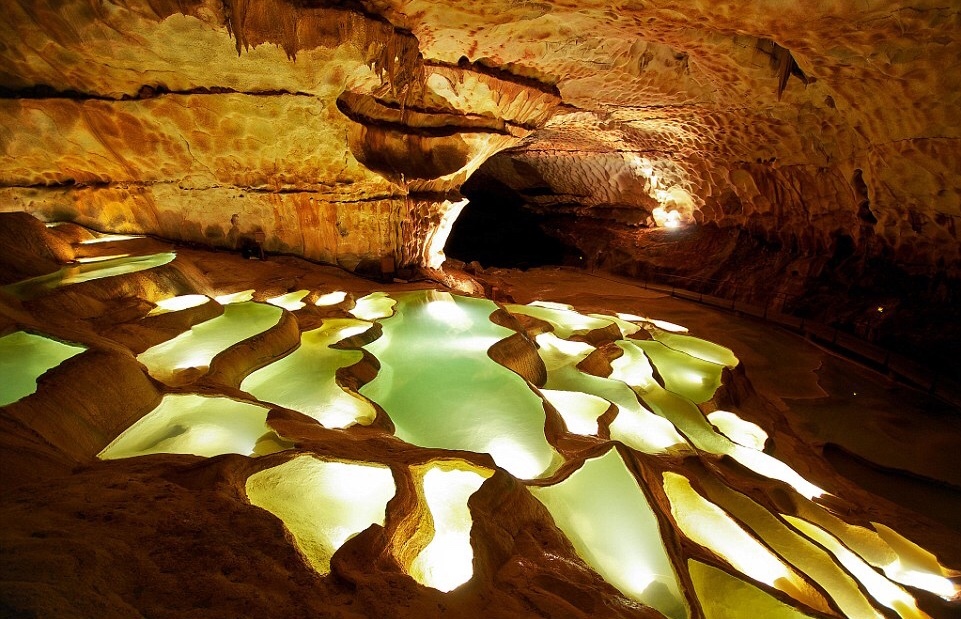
[361,291,560,479]
[138,301,282,385]
[2,252,176,299]
[0,331,85,406]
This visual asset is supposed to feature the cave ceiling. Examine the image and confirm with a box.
[0,0,958,272]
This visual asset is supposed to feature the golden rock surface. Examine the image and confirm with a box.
[0,0,957,270]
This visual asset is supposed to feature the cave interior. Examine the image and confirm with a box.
[1,1,960,618]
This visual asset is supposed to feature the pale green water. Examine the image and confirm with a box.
[349,292,396,321]
[2,252,176,299]
[138,301,283,385]
[99,394,289,459]
[246,456,396,575]
[85,286,947,614]
[629,339,726,404]
[653,331,739,367]
[360,290,560,479]
[0,331,85,406]
[532,449,688,619]
[526,301,825,498]
[241,319,377,428]
[535,333,687,454]
[689,561,816,619]
[505,302,615,339]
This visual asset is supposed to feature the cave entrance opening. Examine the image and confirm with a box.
[444,175,582,270]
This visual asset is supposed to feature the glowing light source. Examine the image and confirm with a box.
[626,155,697,229]
[532,450,687,619]
[654,207,683,228]
[425,291,473,331]
[266,290,310,311]
[245,456,396,575]
[241,319,377,429]
[408,462,493,592]
[315,290,348,306]
[148,294,211,316]
[98,394,289,459]
[0,331,85,407]
[662,473,829,612]
[872,522,961,599]
[425,198,469,269]
[725,445,826,499]
[483,437,548,480]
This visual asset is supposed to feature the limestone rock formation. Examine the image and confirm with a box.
[1,4,960,614]
[1,0,958,274]
[1,214,960,619]
[0,0,559,272]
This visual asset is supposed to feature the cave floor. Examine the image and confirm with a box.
[485,266,961,564]
[2,241,960,619]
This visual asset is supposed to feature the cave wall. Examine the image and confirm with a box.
[0,0,958,280]
[0,0,559,270]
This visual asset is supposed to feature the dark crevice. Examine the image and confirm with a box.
[1,179,117,190]
[334,95,512,138]
[423,57,561,96]
[0,84,314,101]
[0,180,404,203]
[338,90,544,132]
[406,191,464,202]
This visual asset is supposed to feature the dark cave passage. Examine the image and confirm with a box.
[445,176,582,269]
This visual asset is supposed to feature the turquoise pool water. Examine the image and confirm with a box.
[2,252,176,299]
[0,331,85,406]
[360,291,560,479]
[138,301,283,385]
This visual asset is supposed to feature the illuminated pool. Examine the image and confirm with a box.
[245,456,396,575]
[89,285,959,613]
[535,332,687,454]
[241,319,377,428]
[406,460,493,592]
[0,331,85,406]
[2,252,177,299]
[138,301,283,385]
[99,394,289,459]
[533,449,687,619]
[360,291,561,479]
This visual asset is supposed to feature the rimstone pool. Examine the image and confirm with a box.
[0,330,85,407]
[5,264,959,617]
